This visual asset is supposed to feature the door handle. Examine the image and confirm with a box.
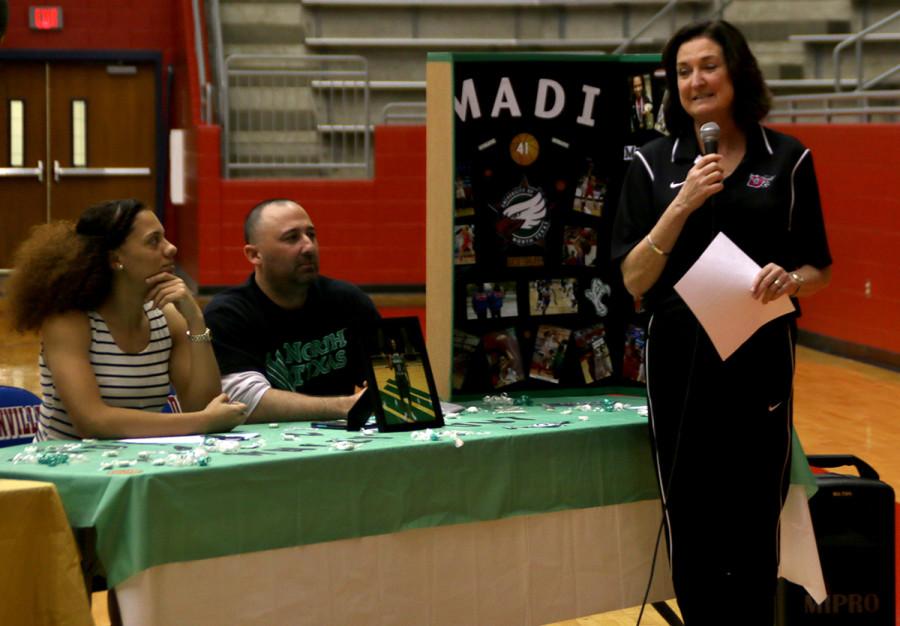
[0,160,44,182]
[53,160,151,183]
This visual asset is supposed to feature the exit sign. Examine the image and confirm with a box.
[29,6,63,30]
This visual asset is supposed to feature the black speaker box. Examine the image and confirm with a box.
[777,455,896,625]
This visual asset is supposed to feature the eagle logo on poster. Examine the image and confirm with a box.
[494,181,550,246]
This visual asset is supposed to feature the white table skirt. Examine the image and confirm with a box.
[117,500,674,626]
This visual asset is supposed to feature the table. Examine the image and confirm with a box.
[0,479,93,626]
[0,393,815,625]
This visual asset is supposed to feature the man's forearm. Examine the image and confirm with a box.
[246,387,353,423]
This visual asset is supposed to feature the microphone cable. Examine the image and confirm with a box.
[635,272,705,626]
[637,139,720,625]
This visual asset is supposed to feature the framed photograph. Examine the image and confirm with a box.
[364,317,444,432]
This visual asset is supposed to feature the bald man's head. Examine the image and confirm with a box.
[243,199,320,301]
[244,198,300,244]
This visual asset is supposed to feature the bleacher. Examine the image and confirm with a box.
[210,0,900,177]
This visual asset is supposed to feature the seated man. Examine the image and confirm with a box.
[204,199,381,422]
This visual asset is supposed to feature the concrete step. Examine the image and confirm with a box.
[725,0,853,22]
[229,85,317,111]
[224,44,310,58]
[230,130,323,161]
[220,2,306,45]
[307,3,711,39]
[231,129,321,146]
[229,108,317,132]
[220,1,304,24]
[736,19,852,42]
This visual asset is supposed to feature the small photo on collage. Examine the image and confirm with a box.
[466,282,517,321]
[455,165,475,217]
[573,324,613,384]
[452,329,480,391]
[628,73,656,133]
[623,324,647,383]
[483,328,525,389]
[529,325,571,384]
[528,278,578,316]
[572,160,606,217]
[454,224,476,265]
[561,226,597,267]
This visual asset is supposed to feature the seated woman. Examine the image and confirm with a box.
[6,199,246,440]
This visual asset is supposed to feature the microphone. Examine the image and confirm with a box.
[700,121,720,155]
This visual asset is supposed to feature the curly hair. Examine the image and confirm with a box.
[661,20,771,136]
[5,199,146,333]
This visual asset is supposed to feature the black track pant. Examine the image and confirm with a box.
[645,309,795,626]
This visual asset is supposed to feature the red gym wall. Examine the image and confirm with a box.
[3,1,898,357]
[192,123,900,357]
[193,125,426,288]
[769,124,900,356]
[3,1,180,55]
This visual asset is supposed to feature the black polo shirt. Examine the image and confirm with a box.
[612,124,832,313]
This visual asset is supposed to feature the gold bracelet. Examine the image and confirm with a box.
[790,271,805,296]
[646,234,669,257]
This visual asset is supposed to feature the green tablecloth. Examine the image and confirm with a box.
[0,394,659,587]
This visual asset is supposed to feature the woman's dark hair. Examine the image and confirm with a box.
[0,1,8,42]
[661,19,771,136]
[5,199,146,332]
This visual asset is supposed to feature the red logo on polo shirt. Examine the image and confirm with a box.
[747,174,775,189]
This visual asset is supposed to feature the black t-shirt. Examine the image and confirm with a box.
[612,124,832,313]
[204,274,381,396]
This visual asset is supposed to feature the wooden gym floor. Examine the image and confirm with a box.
[2,317,898,626]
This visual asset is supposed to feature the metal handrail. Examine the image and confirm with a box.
[613,0,734,55]
[222,53,371,178]
[833,9,900,92]
[207,0,230,174]
[382,102,426,124]
[204,82,214,125]
[190,0,208,122]
[769,90,900,123]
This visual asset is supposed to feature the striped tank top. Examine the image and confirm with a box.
[35,303,173,441]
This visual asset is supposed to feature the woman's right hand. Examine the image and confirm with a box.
[146,271,205,329]
[674,153,724,215]
[202,393,248,432]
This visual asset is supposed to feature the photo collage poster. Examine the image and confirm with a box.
[450,57,663,395]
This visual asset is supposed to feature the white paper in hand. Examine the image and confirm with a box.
[674,232,795,360]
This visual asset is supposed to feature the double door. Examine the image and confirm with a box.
[0,60,157,269]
